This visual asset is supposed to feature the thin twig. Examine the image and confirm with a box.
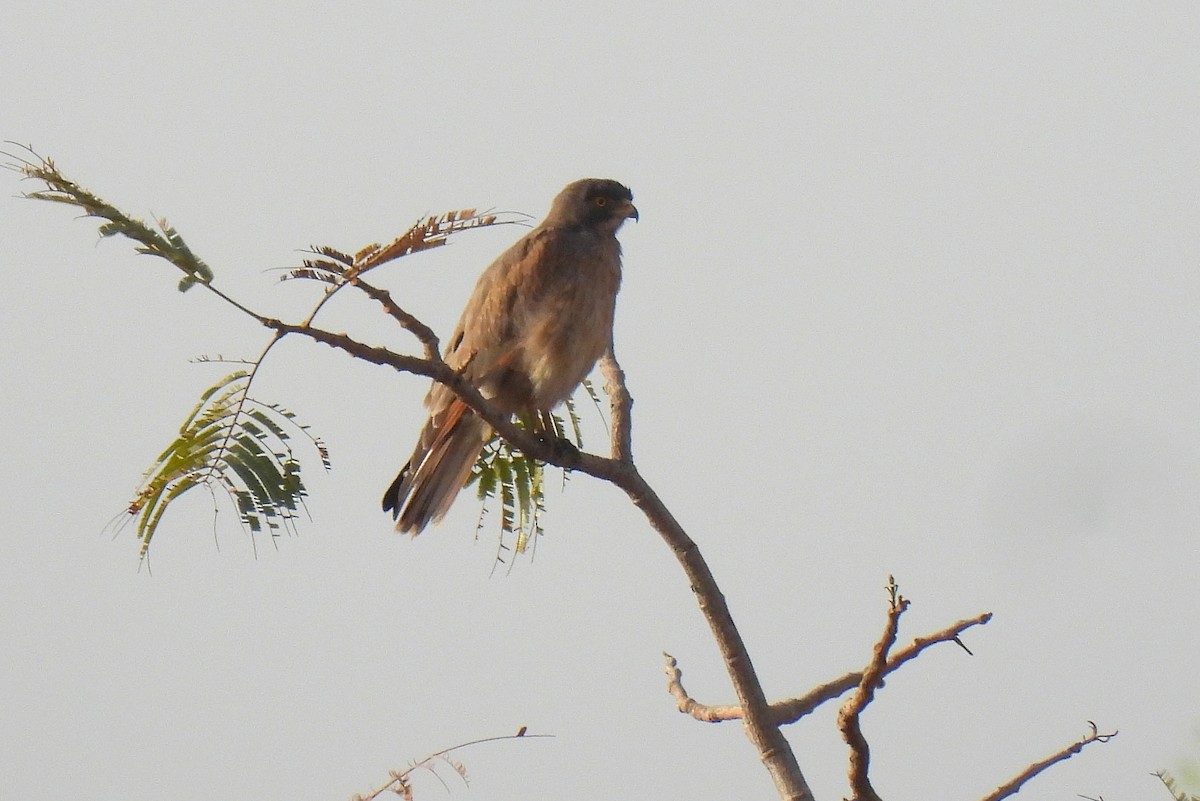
[981,722,1117,801]
[353,732,553,801]
[347,275,441,358]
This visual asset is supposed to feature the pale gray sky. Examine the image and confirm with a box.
[3,3,1199,800]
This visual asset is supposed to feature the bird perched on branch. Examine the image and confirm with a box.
[382,178,638,535]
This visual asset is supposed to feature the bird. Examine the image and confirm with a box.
[382,178,638,535]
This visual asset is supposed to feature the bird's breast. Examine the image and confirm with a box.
[518,237,621,408]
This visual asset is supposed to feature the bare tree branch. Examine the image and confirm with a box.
[663,611,992,726]
[837,575,909,801]
[663,652,743,722]
[345,275,441,359]
[773,610,992,724]
[981,722,1117,801]
[255,317,592,473]
[607,467,813,800]
[599,343,633,462]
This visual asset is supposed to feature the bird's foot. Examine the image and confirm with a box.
[538,433,580,463]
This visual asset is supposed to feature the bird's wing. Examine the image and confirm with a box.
[453,233,543,365]
[448,228,567,379]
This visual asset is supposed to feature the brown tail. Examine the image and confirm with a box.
[382,399,491,536]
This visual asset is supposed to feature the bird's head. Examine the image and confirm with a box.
[548,178,638,233]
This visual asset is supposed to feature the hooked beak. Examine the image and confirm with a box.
[620,198,639,222]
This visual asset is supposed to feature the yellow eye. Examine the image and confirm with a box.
[594,197,608,207]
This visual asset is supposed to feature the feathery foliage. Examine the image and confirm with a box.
[1158,744,1200,801]
[4,147,329,558]
[9,146,213,292]
[286,206,508,285]
[1158,770,1200,801]
[126,371,329,560]
[353,732,549,801]
[473,391,591,564]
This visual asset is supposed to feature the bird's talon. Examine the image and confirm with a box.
[537,434,579,460]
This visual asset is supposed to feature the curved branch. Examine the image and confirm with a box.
[663,652,743,722]
[837,576,908,801]
[354,731,553,801]
[980,722,1116,801]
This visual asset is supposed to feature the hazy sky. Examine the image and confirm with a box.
[3,3,1199,800]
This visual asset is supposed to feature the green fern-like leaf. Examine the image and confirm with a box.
[509,444,535,552]
[1158,770,1200,801]
[13,150,213,291]
[495,445,516,536]
[471,383,598,559]
[127,371,328,559]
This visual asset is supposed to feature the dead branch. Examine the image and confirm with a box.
[837,576,909,801]
[981,722,1117,801]
[663,652,743,722]
[774,610,992,724]
[664,611,992,726]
